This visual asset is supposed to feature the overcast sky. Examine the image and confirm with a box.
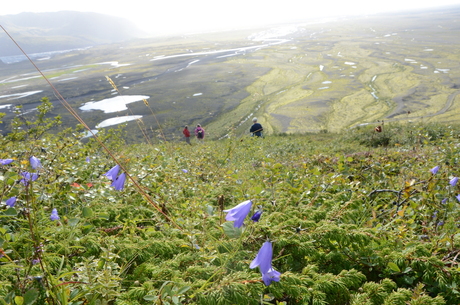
[2,0,460,35]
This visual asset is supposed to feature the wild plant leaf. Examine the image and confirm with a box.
[14,296,24,305]
[222,222,242,238]
[23,288,38,305]
[143,295,158,301]
[4,208,17,216]
[82,207,93,217]
[68,218,80,227]
[388,262,401,273]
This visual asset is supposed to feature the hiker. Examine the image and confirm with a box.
[250,117,263,137]
[183,125,191,145]
[195,124,205,143]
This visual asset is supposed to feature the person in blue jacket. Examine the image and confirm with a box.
[250,117,263,137]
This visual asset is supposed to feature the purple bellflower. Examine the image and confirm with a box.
[0,159,14,165]
[457,194,460,203]
[86,156,91,163]
[250,241,273,274]
[442,198,448,204]
[20,172,39,186]
[430,166,440,175]
[50,208,60,221]
[450,177,459,187]
[104,165,120,181]
[250,241,281,286]
[223,200,252,228]
[111,173,126,191]
[6,197,16,208]
[182,169,188,173]
[251,210,263,222]
[262,268,282,286]
[29,156,42,169]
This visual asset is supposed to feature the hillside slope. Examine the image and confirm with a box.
[1,115,460,304]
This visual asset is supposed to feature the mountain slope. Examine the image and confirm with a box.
[0,11,145,56]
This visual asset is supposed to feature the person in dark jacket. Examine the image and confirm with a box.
[250,117,263,137]
[194,124,205,143]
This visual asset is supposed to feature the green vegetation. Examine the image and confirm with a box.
[1,100,460,304]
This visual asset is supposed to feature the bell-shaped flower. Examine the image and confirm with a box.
[223,200,252,228]
[111,173,126,191]
[430,166,440,175]
[250,241,282,286]
[262,268,281,286]
[20,172,39,186]
[86,156,91,163]
[250,241,273,274]
[50,208,60,221]
[450,177,458,187]
[251,210,263,222]
[6,197,16,208]
[29,156,42,169]
[457,194,460,203]
[104,165,120,181]
[0,159,14,165]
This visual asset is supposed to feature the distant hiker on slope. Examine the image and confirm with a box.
[183,125,191,145]
[195,124,205,143]
[250,117,263,137]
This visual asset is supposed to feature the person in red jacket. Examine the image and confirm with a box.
[183,125,191,145]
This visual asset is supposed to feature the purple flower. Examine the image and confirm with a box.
[20,172,39,185]
[223,200,252,228]
[182,169,188,173]
[50,208,60,221]
[6,197,16,208]
[0,159,14,165]
[450,177,458,187]
[457,195,460,203]
[430,166,440,175]
[442,198,448,204]
[250,241,281,286]
[32,258,40,265]
[251,210,263,222]
[86,157,91,163]
[29,156,42,169]
[111,173,126,191]
[104,165,120,181]
[34,244,44,253]
[262,268,281,286]
[437,221,444,226]
[250,241,273,274]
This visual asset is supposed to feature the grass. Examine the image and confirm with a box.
[2,114,460,304]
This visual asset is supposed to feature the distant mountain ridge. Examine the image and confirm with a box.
[0,11,145,56]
